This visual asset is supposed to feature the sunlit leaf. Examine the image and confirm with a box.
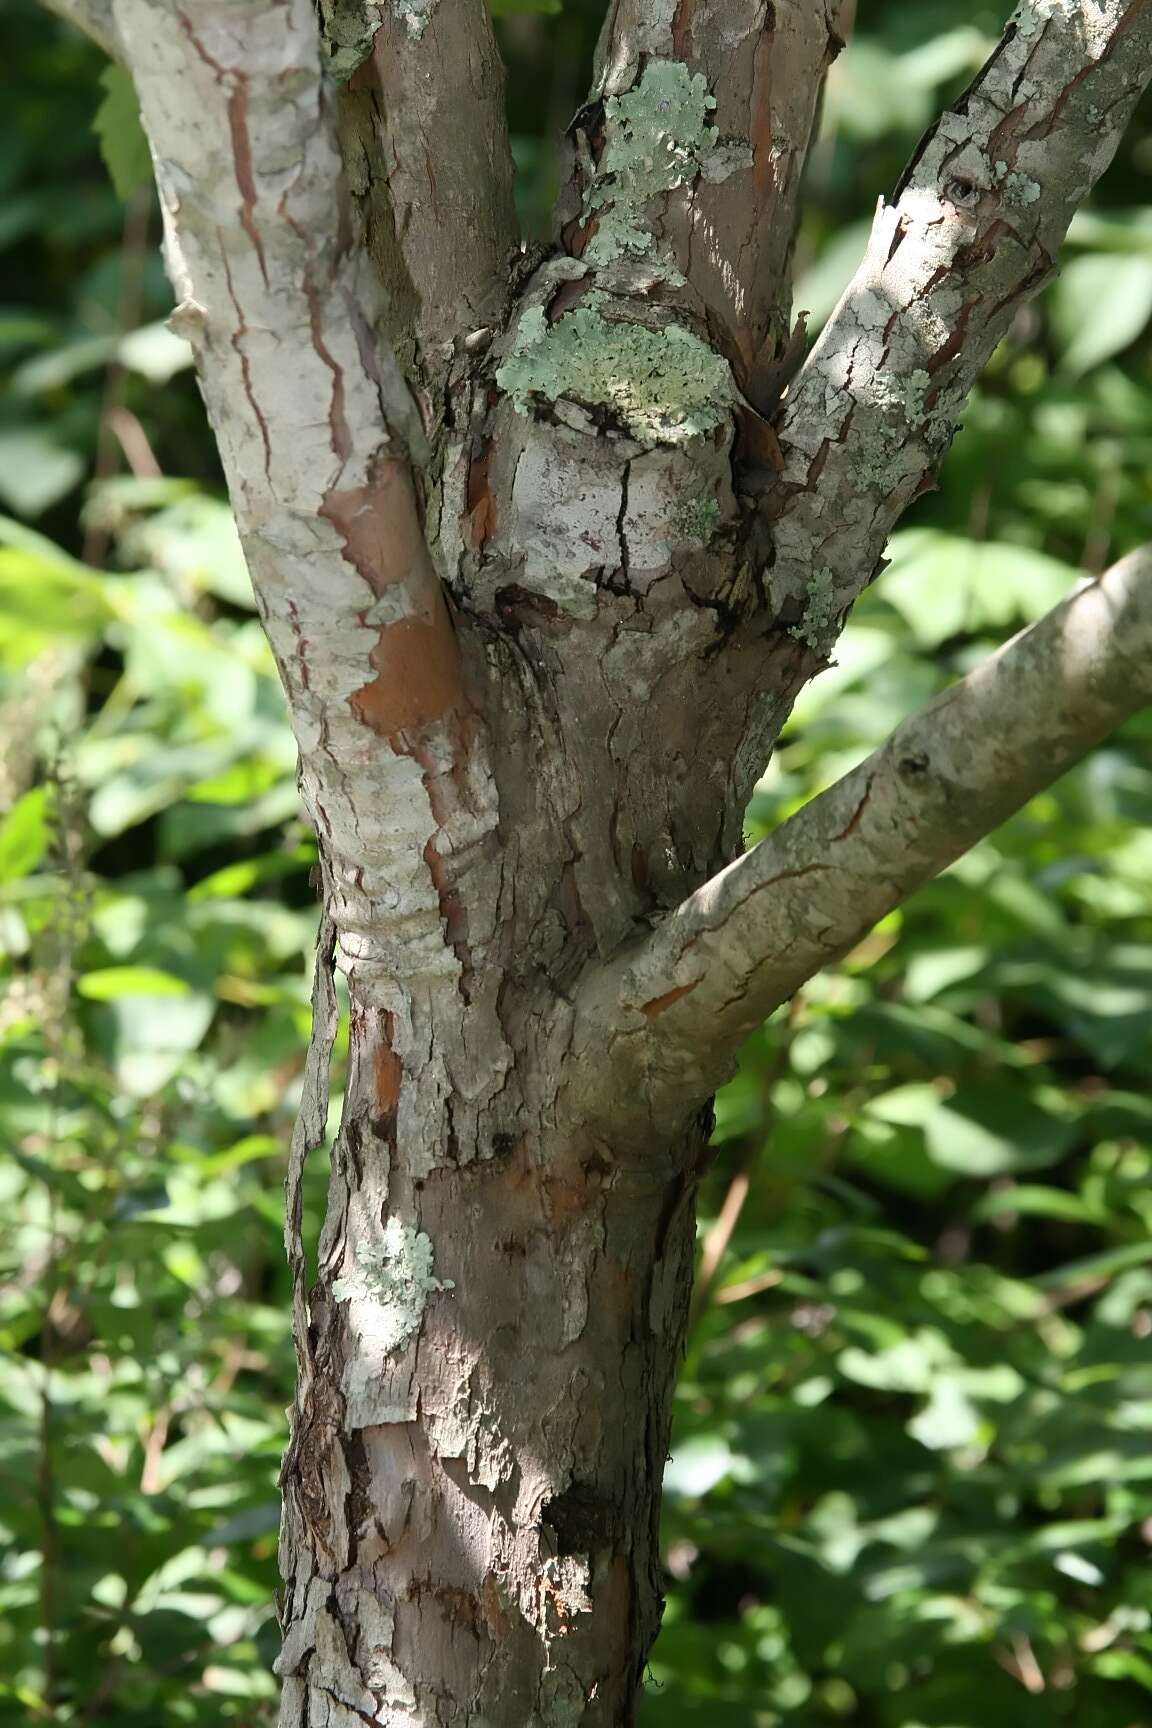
[77,966,194,1000]
[1050,253,1152,375]
[0,788,50,882]
[92,64,152,201]
[0,432,84,518]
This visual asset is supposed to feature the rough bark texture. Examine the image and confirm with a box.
[573,546,1152,1133]
[758,0,1152,660]
[47,0,1152,1719]
[559,0,854,386]
[331,0,520,400]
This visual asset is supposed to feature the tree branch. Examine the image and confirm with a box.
[356,0,520,373]
[39,0,121,56]
[570,547,1152,1135]
[556,0,853,388]
[111,0,499,997]
[761,0,1152,639]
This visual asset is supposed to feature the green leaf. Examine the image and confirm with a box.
[0,432,84,519]
[77,966,194,1000]
[0,789,50,883]
[0,309,60,355]
[924,1086,1075,1176]
[187,845,313,901]
[882,530,1077,647]
[1050,253,1152,375]
[1068,207,1152,252]
[907,1378,982,1451]
[971,1184,1105,1225]
[92,65,152,202]
[0,515,94,569]
[198,1135,282,1175]
[118,322,194,383]
[1089,1649,1152,1688]
[902,946,990,1003]
[11,324,193,396]
[123,495,253,607]
[1038,1240,1152,1293]
[10,333,118,396]
[664,1434,746,1497]
[0,547,111,661]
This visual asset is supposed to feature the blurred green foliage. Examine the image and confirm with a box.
[2,0,1152,1723]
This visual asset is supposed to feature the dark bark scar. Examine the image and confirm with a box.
[639,979,701,1018]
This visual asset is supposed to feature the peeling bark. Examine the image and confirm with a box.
[49,0,1152,1717]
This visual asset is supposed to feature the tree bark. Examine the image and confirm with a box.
[41,0,1152,1717]
[571,546,1152,1134]
[278,1012,709,1726]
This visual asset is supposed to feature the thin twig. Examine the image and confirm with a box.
[689,1007,799,1330]
[83,186,153,568]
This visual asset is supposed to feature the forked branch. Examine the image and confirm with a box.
[573,548,1152,1134]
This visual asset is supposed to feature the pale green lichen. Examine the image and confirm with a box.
[674,493,721,544]
[992,160,1039,202]
[1013,0,1108,42]
[318,0,434,65]
[1011,0,1063,36]
[584,59,749,267]
[496,294,733,446]
[850,440,899,489]
[899,368,932,422]
[860,363,953,475]
[1003,172,1042,206]
[392,0,436,38]
[792,567,838,651]
[317,0,385,78]
[333,1218,454,1353]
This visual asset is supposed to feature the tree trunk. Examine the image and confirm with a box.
[276,973,710,1726]
[43,0,1152,1719]
[268,403,742,1717]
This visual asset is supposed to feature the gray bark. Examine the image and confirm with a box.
[41,0,1152,1718]
[572,546,1152,1136]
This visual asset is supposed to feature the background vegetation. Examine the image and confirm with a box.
[2,1,1152,1722]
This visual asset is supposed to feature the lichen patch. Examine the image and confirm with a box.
[317,0,385,79]
[791,567,839,652]
[583,59,751,268]
[333,1217,454,1353]
[393,0,437,38]
[496,294,733,446]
